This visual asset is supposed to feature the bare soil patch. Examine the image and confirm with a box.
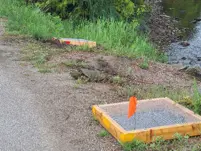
[1,30,201,150]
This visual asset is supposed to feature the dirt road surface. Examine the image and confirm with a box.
[0,23,120,151]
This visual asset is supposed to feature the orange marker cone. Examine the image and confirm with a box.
[128,96,137,118]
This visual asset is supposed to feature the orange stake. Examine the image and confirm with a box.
[128,96,137,118]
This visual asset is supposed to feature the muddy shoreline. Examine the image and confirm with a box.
[146,0,201,78]
[146,0,181,51]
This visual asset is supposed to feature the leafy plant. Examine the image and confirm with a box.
[27,0,148,20]
[112,75,124,85]
[98,130,109,137]
[122,140,147,151]
[139,59,149,69]
[192,80,201,115]
[150,136,165,151]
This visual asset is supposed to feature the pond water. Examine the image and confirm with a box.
[161,0,201,66]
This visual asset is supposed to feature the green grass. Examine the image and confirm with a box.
[122,140,147,151]
[122,134,201,151]
[111,75,124,85]
[117,84,201,114]
[118,85,190,101]
[0,0,166,61]
[63,20,164,61]
[97,130,109,137]
[0,0,63,40]
[38,68,52,73]
[139,59,149,69]
[192,80,201,114]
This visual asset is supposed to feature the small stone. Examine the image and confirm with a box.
[178,66,189,71]
[70,70,83,79]
[182,60,191,66]
[197,57,201,61]
[160,14,171,19]
[185,65,201,77]
[180,41,190,47]
[181,57,187,60]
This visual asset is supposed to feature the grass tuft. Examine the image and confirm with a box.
[122,140,147,151]
[97,130,109,137]
[192,80,201,114]
[139,59,149,69]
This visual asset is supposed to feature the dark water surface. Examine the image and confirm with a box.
[161,0,201,66]
[162,0,201,37]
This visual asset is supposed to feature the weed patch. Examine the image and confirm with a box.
[111,75,124,85]
[121,134,200,151]
[98,130,109,137]
[117,85,189,101]
[122,140,147,151]
[192,80,201,114]
[139,59,149,69]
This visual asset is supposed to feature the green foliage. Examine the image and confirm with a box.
[139,59,149,69]
[0,0,64,39]
[122,140,147,151]
[192,80,201,115]
[114,0,135,19]
[176,96,194,110]
[119,85,189,101]
[27,0,148,20]
[97,130,109,137]
[63,19,161,61]
[38,68,52,73]
[149,137,165,151]
[112,75,124,85]
[121,135,194,151]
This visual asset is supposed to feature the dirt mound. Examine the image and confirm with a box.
[49,51,192,89]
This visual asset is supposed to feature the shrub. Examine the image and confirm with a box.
[192,80,201,115]
[27,0,148,20]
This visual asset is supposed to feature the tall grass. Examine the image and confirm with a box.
[192,80,201,114]
[63,20,162,60]
[0,0,166,61]
[0,0,63,39]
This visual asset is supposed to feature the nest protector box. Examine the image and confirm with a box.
[92,98,201,143]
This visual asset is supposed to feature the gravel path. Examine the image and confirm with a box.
[0,23,120,150]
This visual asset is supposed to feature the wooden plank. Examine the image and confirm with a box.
[92,106,127,142]
[165,97,201,120]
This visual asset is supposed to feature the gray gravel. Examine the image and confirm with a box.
[112,109,185,131]
[0,23,120,151]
